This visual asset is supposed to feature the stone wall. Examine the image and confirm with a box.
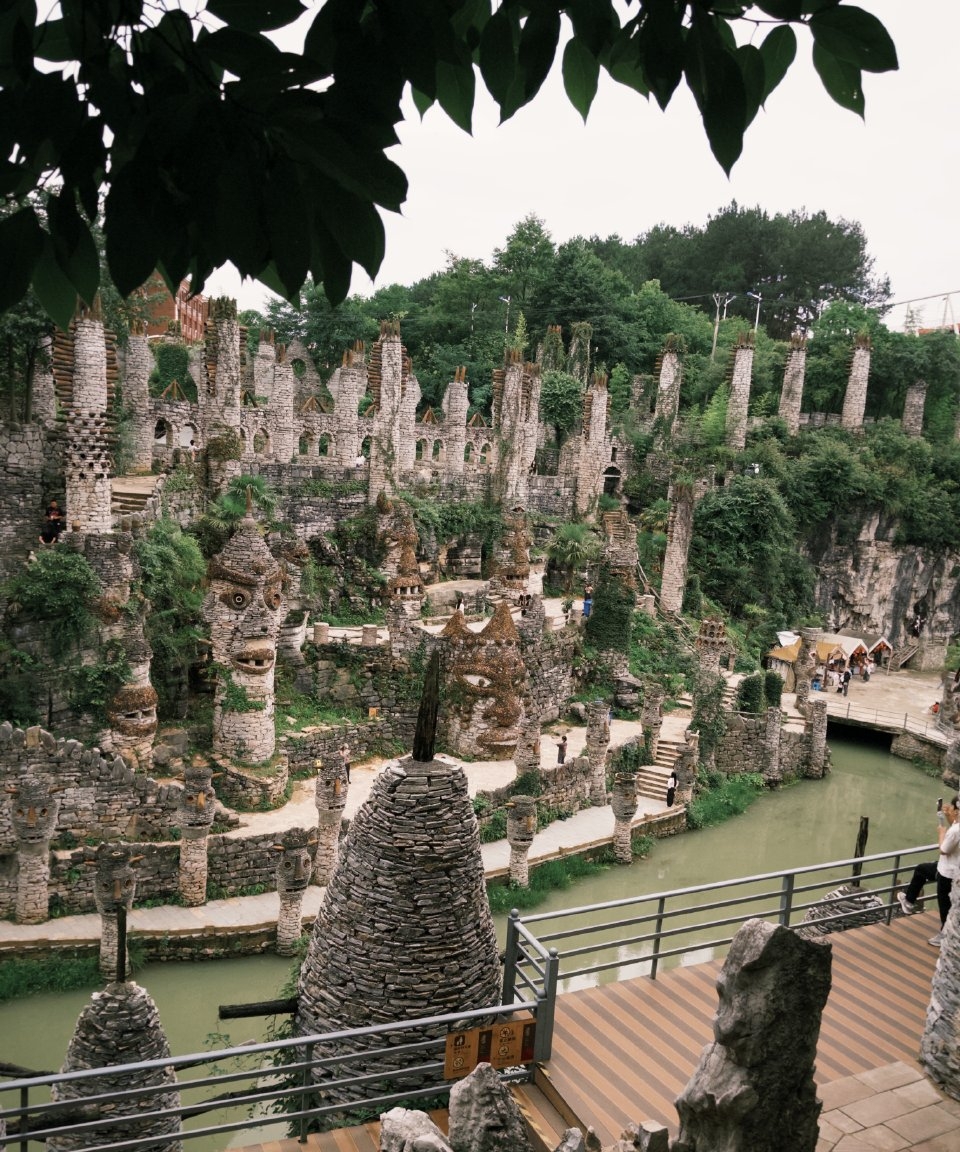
[0,422,51,580]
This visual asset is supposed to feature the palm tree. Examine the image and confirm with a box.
[547,523,601,592]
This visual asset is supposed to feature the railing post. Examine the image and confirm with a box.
[18,1085,29,1152]
[533,949,560,1063]
[650,896,666,979]
[299,1041,314,1144]
[502,909,520,1006]
[779,873,795,927]
[888,852,904,925]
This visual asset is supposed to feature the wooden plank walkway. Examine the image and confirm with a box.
[234,912,940,1152]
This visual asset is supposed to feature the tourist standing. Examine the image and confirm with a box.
[666,769,678,807]
[842,668,851,696]
[339,743,351,783]
[556,735,568,764]
[897,795,960,946]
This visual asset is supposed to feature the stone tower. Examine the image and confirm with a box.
[125,322,155,473]
[778,335,807,437]
[659,482,698,615]
[314,757,347,885]
[840,333,871,430]
[367,320,420,500]
[92,843,141,981]
[268,344,297,462]
[176,763,217,906]
[9,772,61,924]
[725,332,754,452]
[575,373,611,516]
[59,302,114,534]
[652,338,683,444]
[333,340,366,467]
[441,602,528,761]
[442,367,470,476]
[295,655,501,1099]
[902,378,927,438]
[203,509,285,765]
[494,508,532,600]
[492,349,541,506]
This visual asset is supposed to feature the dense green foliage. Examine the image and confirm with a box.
[0,954,104,1000]
[686,772,765,829]
[135,519,206,717]
[547,522,600,591]
[585,564,635,655]
[6,549,100,654]
[149,342,196,402]
[540,369,584,445]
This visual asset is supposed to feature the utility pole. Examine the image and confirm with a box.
[499,295,511,336]
[748,291,762,332]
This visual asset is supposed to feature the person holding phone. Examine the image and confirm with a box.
[897,794,960,946]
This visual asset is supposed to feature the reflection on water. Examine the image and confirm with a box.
[0,734,940,1141]
[495,732,940,988]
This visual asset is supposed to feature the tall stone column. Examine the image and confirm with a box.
[30,334,57,422]
[92,844,140,981]
[641,684,665,762]
[275,827,317,956]
[506,796,538,887]
[778,339,807,436]
[902,378,927,439]
[840,336,871,430]
[125,325,154,473]
[64,306,113,534]
[585,699,611,804]
[268,345,296,462]
[513,705,542,777]
[794,627,820,713]
[763,706,782,784]
[575,373,611,516]
[203,510,285,765]
[807,697,829,779]
[176,765,216,906]
[611,773,638,864]
[314,758,347,885]
[725,336,754,451]
[652,342,683,443]
[334,343,365,467]
[693,619,728,773]
[105,642,158,774]
[937,672,956,735]
[9,773,61,924]
[442,369,469,476]
[659,482,696,615]
[677,730,699,798]
[921,876,960,1098]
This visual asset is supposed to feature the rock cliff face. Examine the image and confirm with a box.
[810,513,960,644]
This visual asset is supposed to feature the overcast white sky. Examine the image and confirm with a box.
[207,1,959,333]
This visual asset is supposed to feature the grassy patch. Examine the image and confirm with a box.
[686,772,765,829]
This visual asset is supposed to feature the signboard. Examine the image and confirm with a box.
[443,1016,536,1079]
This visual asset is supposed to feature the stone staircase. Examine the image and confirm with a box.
[635,736,684,801]
[111,475,159,517]
[888,642,920,672]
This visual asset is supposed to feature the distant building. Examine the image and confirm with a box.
[145,276,208,343]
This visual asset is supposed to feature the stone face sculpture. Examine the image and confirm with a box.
[49,982,182,1152]
[105,678,159,773]
[585,700,610,804]
[313,757,348,884]
[673,919,831,1152]
[274,827,317,956]
[91,843,141,980]
[442,602,528,761]
[506,796,538,887]
[8,773,60,924]
[494,509,532,599]
[295,654,501,1100]
[203,508,285,764]
[175,764,217,906]
[611,774,638,864]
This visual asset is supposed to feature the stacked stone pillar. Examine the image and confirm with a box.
[275,827,316,956]
[921,875,960,1099]
[725,334,755,451]
[268,345,296,462]
[641,684,665,762]
[692,619,728,772]
[763,706,782,783]
[513,705,542,776]
[902,378,928,438]
[92,844,140,981]
[575,373,611,516]
[176,765,216,906]
[807,697,828,779]
[659,482,697,615]
[125,325,154,472]
[506,796,538,887]
[333,342,366,466]
[63,306,113,534]
[585,699,611,804]
[652,342,682,444]
[441,369,469,475]
[778,338,807,436]
[840,335,871,430]
[611,773,638,864]
[9,772,61,924]
[29,334,57,422]
[314,758,347,884]
[794,627,820,713]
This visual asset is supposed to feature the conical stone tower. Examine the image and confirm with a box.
[295,653,501,1098]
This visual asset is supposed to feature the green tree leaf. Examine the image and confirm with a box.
[32,233,78,331]
[47,191,99,306]
[0,206,44,313]
[735,43,765,128]
[562,39,600,121]
[435,59,475,133]
[809,6,898,72]
[755,0,804,17]
[637,1,685,110]
[206,0,306,34]
[812,43,863,115]
[478,6,518,109]
[758,24,797,102]
[685,13,747,174]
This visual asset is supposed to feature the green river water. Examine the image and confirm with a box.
[0,731,943,1142]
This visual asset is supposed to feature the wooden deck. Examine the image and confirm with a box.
[236,912,940,1152]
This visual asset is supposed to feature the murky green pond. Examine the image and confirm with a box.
[0,731,941,1145]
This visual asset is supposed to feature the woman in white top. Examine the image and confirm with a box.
[932,794,960,946]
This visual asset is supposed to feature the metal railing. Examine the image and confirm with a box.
[822,697,947,742]
[1,844,932,1151]
[506,842,935,989]
[0,1000,540,1152]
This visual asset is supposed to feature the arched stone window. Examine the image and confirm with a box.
[464,443,473,464]
[318,433,331,457]
[360,437,372,458]
[415,439,427,461]
[178,423,198,449]
[298,435,309,455]
[153,419,172,446]
[253,430,267,454]
[432,439,442,460]
[479,442,491,465]
[291,357,306,378]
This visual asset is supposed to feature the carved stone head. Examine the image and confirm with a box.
[107,683,159,740]
[8,774,60,847]
[92,843,142,914]
[274,827,317,897]
[177,764,217,831]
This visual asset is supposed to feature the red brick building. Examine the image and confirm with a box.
[145,276,208,343]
